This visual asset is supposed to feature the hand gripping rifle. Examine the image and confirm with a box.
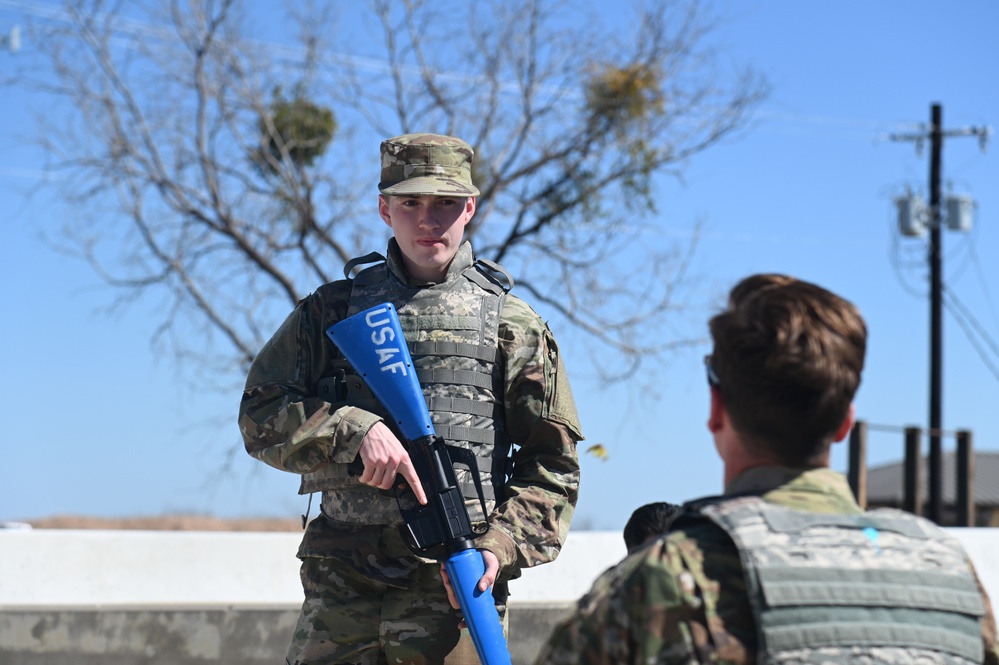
[326,303,512,665]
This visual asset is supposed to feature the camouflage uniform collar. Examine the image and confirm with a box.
[385,238,475,286]
[726,466,855,503]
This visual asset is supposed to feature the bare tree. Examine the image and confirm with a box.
[13,0,767,387]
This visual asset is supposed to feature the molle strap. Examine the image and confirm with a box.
[435,425,496,446]
[401,314,482,332]
[762,508,932,539]
[427,396,499,419]
[343,251,385,280]
[410,340,498,363]
[756,566,983,614]
[416,368,495,390]
[321,373,498,422]
[454,454,500,504]
[766,618,983,662]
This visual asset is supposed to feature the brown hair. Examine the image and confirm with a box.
[708,274,867,466]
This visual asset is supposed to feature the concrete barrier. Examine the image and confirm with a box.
[1,528,996,664]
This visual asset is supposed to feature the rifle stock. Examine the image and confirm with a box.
[326,303,511,665]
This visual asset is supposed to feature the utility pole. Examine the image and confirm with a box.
[928,105,944,525]
[890,103,990,523]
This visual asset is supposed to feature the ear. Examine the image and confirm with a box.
[832,403,856,443]
[462,196,476,223]
[378,195,392,228]
[707,387,725,434]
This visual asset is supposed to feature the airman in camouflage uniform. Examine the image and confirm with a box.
[240,134,583,664]
[536,274,999,665]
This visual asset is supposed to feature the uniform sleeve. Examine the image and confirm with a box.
[237,288,383,475]
[474,296,583,577]
[534,543,698,665]
[534,569,633,665]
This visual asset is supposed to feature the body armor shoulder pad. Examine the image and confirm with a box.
[468,257,513,294]
[342,251,386,281]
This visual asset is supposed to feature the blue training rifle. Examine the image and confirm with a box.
[326,302,512,665]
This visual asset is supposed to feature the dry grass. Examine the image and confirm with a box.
[25,515,302,532]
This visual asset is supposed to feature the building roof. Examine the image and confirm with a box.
[865,450,999,506]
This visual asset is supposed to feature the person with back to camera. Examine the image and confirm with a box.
[564,500,683,630]
[623,501,681,553]
[239,133,583,665]
[536,273,999,665]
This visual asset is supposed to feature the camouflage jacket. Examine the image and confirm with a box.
[535,467,999,665]
[239,240,583,586]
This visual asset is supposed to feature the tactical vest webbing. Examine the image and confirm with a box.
[695,497,985,665]
[300,252,513,527]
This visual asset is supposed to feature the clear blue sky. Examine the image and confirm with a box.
[2,1,997,531]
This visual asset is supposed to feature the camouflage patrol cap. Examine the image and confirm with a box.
[378,133,480,197]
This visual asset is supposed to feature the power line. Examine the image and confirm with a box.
[942,286,999,382]
[967,238,999,335]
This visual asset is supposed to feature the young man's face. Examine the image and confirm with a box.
[379,194,475,283]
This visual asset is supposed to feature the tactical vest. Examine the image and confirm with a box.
[692,496,985,665]
[300,250,513,527]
